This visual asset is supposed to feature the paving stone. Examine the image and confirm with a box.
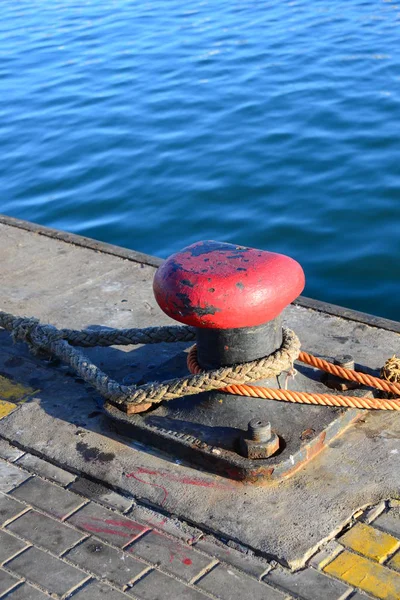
[360,501,387,524]
[128,505,201,544]
[0,461,30,493]
[70,477,132,512]
[308,541,343,570]
[197,564,286,600]
[324,550,400,600]
[6,546,88,597]
[70,581,129,599]
[0,400,17,420]
[339,522,400,563]
[0,569,21,595]
[65,538,147,588]
[0,529,28,563]
[129,531,215,583]
[15,454,76,486]
[387,548,400,571]
[3,582,51,599]
[6,510,85,555]
[264,565,351,600]
[374,509,400,539]
[67,502,148,548]
[10,476,85,519]
[129,569,209,600]
[0,494,27,525]
[194,537,269,579]
[0,439,24,462]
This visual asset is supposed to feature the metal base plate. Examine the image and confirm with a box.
[105,351,366,482]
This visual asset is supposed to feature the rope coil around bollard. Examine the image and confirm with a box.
[1,309,400,414]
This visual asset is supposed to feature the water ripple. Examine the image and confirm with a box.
[1,0,400,319]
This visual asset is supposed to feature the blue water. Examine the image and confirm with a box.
[1,0,400,320]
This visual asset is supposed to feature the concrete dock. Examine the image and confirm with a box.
[0,214,400,599]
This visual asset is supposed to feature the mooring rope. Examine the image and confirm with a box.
[188,347,400,411]
[0,310,298,412]
[1,309,399,413]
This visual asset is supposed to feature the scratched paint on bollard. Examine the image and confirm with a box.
[153,240,305,328]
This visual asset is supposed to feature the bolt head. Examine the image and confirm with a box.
[240,432,280,459]
[334,355,355,370]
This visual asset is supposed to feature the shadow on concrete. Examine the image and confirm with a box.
[0,328,190,444]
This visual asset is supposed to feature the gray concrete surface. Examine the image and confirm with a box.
[0,219,399,575]
[0,436,380,600]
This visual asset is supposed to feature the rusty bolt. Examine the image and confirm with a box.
[300,428,315,441]
[240,419,280,460]
[248,418,271,442]
[334,355,355,370]
[324,354,358,391]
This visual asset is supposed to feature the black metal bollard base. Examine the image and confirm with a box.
[195,317,283,369]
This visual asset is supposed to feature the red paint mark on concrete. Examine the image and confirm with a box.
[129,529,195,567]
[78,517,147,538]
[127,468,169,506]
[80,523,131,538]
[153,517,168,529]
[126,466,234,502]
[101,518,145,531]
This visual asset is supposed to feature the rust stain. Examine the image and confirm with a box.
[245,467,275,484]
[306,432,327,461]
[300,428,316,441]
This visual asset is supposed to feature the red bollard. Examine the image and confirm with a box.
[154,241,305,369]
[106,242,363,479]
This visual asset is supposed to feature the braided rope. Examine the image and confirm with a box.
[298,351,400,396]
[0,310,299,412]
[2,308,399,413]
[52,328,299,410]
[220,384,400,411]
[187,346,400,411]
[59,325,196,347]
[0,309,196,348]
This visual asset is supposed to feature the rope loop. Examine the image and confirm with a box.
[1,308,400,413]
[10,317,62,353]
[30,324,63,349]
[11,317,41,345]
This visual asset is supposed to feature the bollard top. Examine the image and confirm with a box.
[153,240,305,329]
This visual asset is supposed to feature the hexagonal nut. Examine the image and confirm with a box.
[240,432,280,459]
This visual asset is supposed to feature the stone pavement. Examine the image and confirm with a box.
[0,437,400,600]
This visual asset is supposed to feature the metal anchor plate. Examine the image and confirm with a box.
[105,350,372,483]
